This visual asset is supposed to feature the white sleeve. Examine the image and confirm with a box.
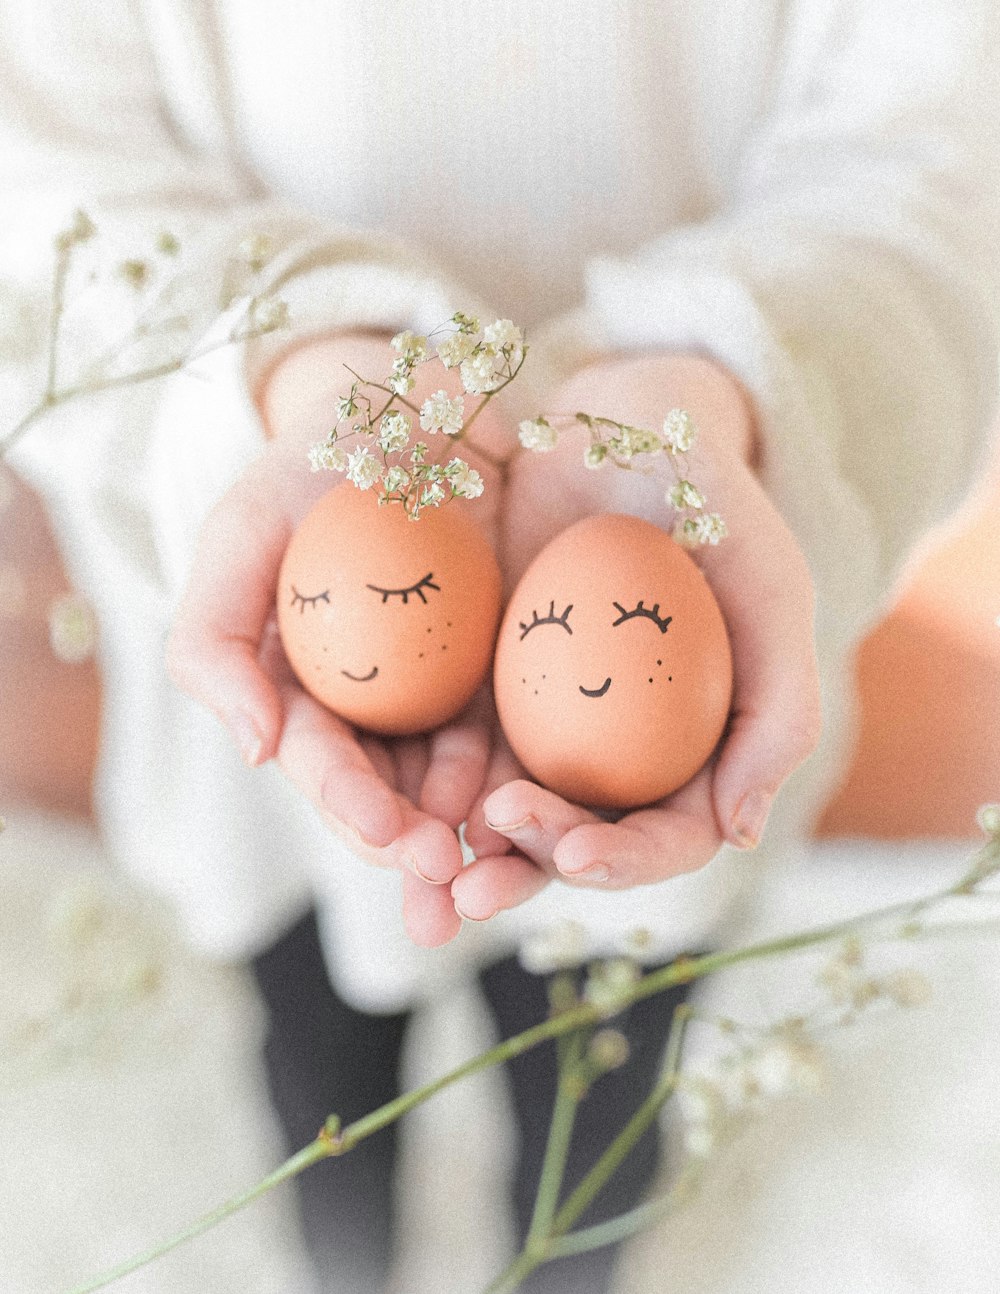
[0,0,487,964]
[548,0,1000,642]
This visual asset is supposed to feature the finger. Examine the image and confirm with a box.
[452,853,550,921]
[552,765,721,888]
[387,811,466,886]
[480,779,600,870]
[402,870,463,947]
[393,737,431,805]
[166,476,292,764]
[463,743,524,858]
[420,720,492,828]
[695,483,822,849]
[277,683,404,848]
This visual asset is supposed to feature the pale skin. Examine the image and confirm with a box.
[166,332,821,947]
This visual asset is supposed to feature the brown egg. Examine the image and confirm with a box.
[494,513,733,808]
[278,483,501,736]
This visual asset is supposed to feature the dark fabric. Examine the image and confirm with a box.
[252,911,693,1294]
[252,909,409,1291]
[480,955,691,1294]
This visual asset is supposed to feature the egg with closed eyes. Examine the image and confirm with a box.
[278,483,502,736]
[493,513,733,809]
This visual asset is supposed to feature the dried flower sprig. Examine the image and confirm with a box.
[0,209,290,463]
[518,407,727,547]
[306,313,526,518]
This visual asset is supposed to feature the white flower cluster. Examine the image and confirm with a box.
[518,406,727,547]
[817,938,932,1014]
[304,316,518,517]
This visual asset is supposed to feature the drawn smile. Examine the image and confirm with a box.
[579,677,612,698]
[341,666,379,683]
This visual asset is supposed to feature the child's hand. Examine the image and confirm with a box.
[452,351,821,921]
[166,332,510,948]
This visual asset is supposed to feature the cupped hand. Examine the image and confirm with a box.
[166,331,510,947]
[452,351,822,922]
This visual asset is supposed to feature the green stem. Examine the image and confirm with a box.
[547,1163,703,1259]
[64,1140,330,1294]
[45,242,71,400]
[551,1004,691,1240]
[526,1030,588,1248]
[65,844,998,1294]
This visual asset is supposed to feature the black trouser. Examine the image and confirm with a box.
[252,911,691,1294]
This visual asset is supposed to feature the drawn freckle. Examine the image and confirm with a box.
[668,676,673,682]
[426,627,432,634]
[441,644,447,651]
[648,677,653,683]
[418,652,424,659]
[657,659,662,666]
[533,689,538,696]
[521,678,526,684]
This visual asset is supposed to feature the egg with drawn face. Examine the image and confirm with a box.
[278,483,502,736]
[494,513,733,809]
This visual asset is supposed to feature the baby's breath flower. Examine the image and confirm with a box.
[749,1036,824,1096]
[677,512,727,546]
[247,295,290,334]
[519,920,588,975]
[584,957,641,1013]
[410,441,429,465]
[977,803,1000,838]
[583,443,607,469]
[421,481,447,508]
[390,329,428,362]
[460,345,503,395]
[236,232,273,273]
[48,592,97,664]
[378,410,412,453]
[420,390,465,436]
[588,1028,631,1072]
[611,424,663,460]
[388,370,415,396]
[119,259,150,289]
[483,318,524,366]
[383,466,411,495]
[308,441,349,473]
[882,969,932,1008]
[347,446,382,490]
[451,311,480,334]
[436,331,478,369]
[679,1076,728,1159]
[519,417,558,452]
[669,480,706,510]
[662,408,696,453]
[55,208,96,252]
[446,459,485,499]
[335,393,359,422]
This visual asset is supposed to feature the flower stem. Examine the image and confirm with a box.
[550,1003,691,1242]
[65,842,998,1294]
[64,1140,330,1294]
[525,1030,588,1247]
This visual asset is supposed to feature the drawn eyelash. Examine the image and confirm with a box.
[611,600,673,633]
[366,572,441,605]
[290,586,331,613]
[519,601,573,640]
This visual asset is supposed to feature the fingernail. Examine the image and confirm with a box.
[558,861,612,884]
[410,855,451,886]
[732,790,773,849]
[484,812,538,834]
[455,904,496,923]
[231,712,263,768]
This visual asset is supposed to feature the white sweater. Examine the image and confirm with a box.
[4,0,999,1008]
